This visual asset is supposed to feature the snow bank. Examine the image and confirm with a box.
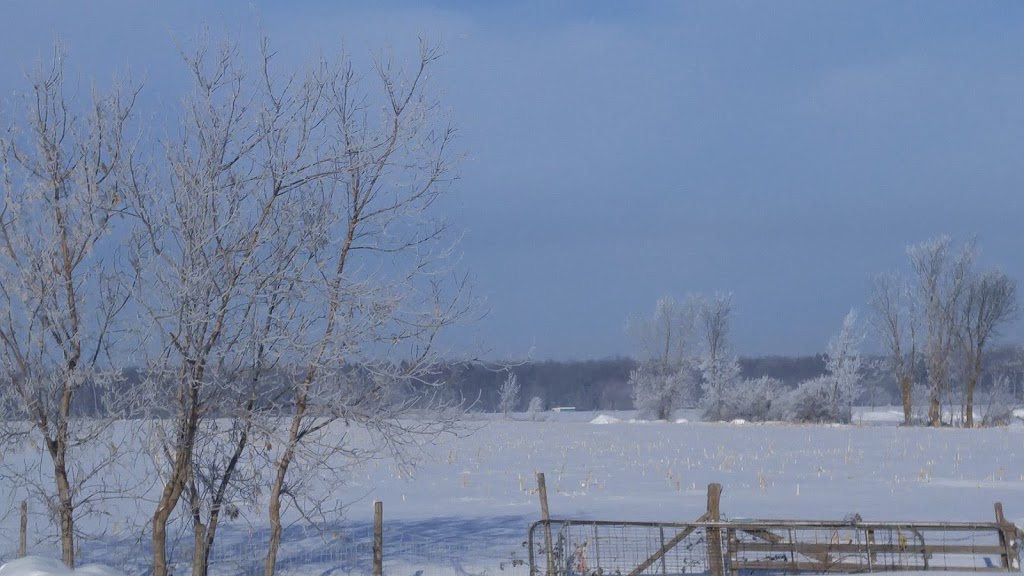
[855,410,905,424]
[71,566,125,576]
[0,558,125,576]
[589,414,622,424]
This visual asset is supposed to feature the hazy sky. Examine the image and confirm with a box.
[3,1,1023,359]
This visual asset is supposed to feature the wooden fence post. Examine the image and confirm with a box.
[994,502,1015,570]
[19,500,27,558]
[537,472,556,576]
[373,501,383,576]
[706,483,724,576]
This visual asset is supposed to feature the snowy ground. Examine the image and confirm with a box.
[1,408,1023,575]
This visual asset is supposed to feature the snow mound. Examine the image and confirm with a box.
[1013,408,1024,421]
[0,558,125,576]
[856,410,904,423]
[674,418,689,424]
[73,567,125,576]
[589,414,622,424]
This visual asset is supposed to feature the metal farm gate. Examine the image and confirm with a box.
[529,517,1022,575]
[527,475,1022,576]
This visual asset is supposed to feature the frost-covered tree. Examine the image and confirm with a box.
[955,269,1017,427]
[824,310,863,421]
[899,236,1017,427]
[781,376,833,423]
[625,295,699,420]
[700,354,742,421]
[980,374,1017,426]
[698,293,742,421]
[783,310,863,423]
[115,33,475,576]
[870,272,919,425]
[907,236,973,427]
[873,236,1017,427]
[527,396,544,414]
[498,372,520,416]
[629,364,695,420]
[626,295,699,372]
[256,39,473,576]
[0,46,139,567]
[723,376,778,422]
[121,35,336,576]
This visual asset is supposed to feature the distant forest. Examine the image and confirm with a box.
[61,347,1023,418]
[441,347,1024,413]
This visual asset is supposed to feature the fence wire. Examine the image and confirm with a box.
[1,526,484,576]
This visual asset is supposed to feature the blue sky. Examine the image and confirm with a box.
[2,1,1023,359]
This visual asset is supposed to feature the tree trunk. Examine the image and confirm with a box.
[191,522,208,576]
[658,403,671,421]
[965,393,975,427]
[190,478,208,576]
[152,456,194,576]
[264,462,287,576]
[53,456,75,567]
[152,506,170,576]
[929,387,942,427]
[50,369,78,568]
[928,348,943,427]
[153,394,199,576]
[265,393,305,576]
[899,374,913,426]
[965,354,981,428]
[198,418,253,576]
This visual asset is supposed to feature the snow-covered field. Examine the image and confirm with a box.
[2,409,1023,575]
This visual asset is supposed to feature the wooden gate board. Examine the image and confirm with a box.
[726,521,1017,574]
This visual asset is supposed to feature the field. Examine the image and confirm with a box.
[2,409,1023,575]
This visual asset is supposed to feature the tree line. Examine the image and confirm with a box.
[444,348,1024,418]
[608,236,1020,427]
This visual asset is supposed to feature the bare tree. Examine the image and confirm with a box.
[869,273,919,425]
[121,31,342,576]
[260,40,474,576]
[907,236,974,427]
[625,295,699,420]
[955,269,1018,427]
[0,46,139,567]
[626,296,699,373]
[0,30,473,575]
[107,30,476,576]
[876,236,1018,427]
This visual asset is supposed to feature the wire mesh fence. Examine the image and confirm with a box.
[1,526,488,576]
[529,519,1023,576]
[529,519,714,576]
